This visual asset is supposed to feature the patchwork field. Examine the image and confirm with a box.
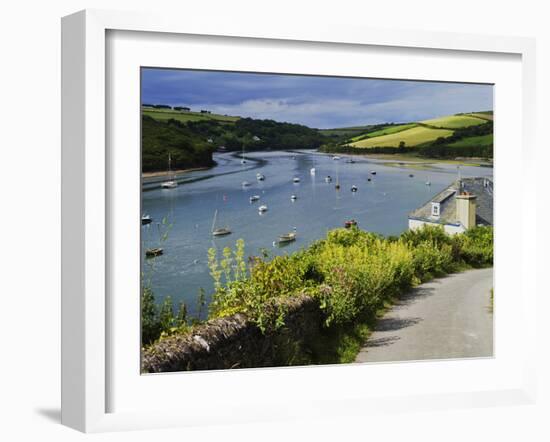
[420,114,487,129]
[464,112,494,121]
[350,123,417,142]
[350,126,454,148]
[142,108,239,124]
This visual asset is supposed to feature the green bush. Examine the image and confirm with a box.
[143,225,493,348]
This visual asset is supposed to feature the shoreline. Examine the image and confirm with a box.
[142,167,210,178]
[336,152,493,167]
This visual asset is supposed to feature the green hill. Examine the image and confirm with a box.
[141,116,215,173]
[351,126,454,148]
[340,112,493,156]
[320,111,493,159]
[142,107,326,172]
[142,107,239,124]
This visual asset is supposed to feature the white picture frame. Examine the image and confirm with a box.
[61,9,537,433]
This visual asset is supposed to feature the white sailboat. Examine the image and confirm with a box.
[160,153,178,189]
[211,209,232,236]
[240,145,247,164]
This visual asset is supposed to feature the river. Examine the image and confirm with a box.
[141,150,493,318]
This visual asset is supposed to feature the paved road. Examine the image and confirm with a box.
[355,268,494,363]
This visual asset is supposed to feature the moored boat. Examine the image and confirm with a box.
[161,153,178,189]
[145,247,163,258]
[344,219,358,228]
[277,232,297,244]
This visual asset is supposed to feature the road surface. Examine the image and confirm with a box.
[355,267,493,363]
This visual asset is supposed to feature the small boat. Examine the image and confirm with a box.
[241,159,247,164]
[256,173,265,181]
[242,181,251,187]
[240,145,247,164]
[325,176,332,183]
[310,167,316,175]
[291,195,297,201]
[212,227,232,236]
[409,174,414,178]
[332,156,341,160]
[335,184,341,190]
[351,185,358,192]
[370,171,377,175]
[161,153,178,189]
[161,181,177,189]
[249,195,260,202]
[367,178,372,182]
[277,232,297,244]
[293,177,301,183]
[345,159,355,164]
[344,219,357,228]
[258,205,268,213]
[211,209,232,236]
[425,181,431,186]
[145,247,163,258]
[292,156,296,160]
[141,214,152,225]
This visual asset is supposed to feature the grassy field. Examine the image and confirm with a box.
[349,126,453,148]
[464,112,494,121]
[447,134,493,148]
[350,123,417,142]
[420,114,487,129]
[142,108,239,124]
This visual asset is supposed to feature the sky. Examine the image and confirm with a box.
[141,68,493,129]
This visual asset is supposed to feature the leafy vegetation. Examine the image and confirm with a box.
[141,225,493,360]
[142,109,327,172]
[142,116,215,173]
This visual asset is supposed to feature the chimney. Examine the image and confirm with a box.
[456,192,477,229]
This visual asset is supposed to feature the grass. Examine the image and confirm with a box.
[350,123,417,142]
[447,134,493,148]
[350,126,453,148]
[420,114,487,129]
[309,298,396,364]
[142,108,239,124]
[465,112,494,121]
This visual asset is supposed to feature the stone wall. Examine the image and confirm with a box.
[141,294,322,373]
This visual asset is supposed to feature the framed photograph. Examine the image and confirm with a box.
[61,9,537,432]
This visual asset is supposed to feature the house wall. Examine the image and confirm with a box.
[408,218,465,235]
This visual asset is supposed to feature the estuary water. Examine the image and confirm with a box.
[141,150,493,318]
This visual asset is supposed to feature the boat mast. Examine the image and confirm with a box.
[211,209,218,233]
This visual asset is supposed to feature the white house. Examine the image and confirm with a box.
[408,177,493,235]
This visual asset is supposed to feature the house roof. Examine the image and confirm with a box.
[409,177,493,226]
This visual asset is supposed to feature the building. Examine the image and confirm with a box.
[408,177,493,235]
